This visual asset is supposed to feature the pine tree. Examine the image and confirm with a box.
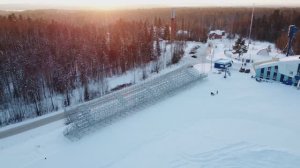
[171,42,185,64]
[84,84,89,101]
[153,38,161,73]
[232,37,248,58]
[155,38,161,59]
[164,24,170,40]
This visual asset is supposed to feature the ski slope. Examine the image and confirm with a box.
[1,66,300,168]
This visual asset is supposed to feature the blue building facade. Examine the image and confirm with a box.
[254,56,300,86]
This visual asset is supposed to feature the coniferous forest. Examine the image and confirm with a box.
[1,7,300,126]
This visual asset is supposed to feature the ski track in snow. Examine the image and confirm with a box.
[170,142,300,168]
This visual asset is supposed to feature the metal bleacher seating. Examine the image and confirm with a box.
[64,64,207,139]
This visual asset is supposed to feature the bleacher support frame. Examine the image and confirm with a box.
[64,64,207,139]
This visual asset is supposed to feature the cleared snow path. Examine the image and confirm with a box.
[0,112,64,139]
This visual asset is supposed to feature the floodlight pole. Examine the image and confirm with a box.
[248,5,254,48]
[248,5,255,62]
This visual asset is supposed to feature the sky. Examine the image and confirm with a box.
[0,0,300,10]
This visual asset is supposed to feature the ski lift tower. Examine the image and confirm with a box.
[286,25,298,56]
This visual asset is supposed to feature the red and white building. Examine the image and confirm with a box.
[208,30,225,39]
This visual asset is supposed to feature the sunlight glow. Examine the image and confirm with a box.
[0,0,300,10]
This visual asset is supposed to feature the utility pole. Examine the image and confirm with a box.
[248,5,255,48]
[248,5,255,62]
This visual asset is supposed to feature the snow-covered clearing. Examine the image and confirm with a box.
[0,41,205,135]
[1,39,300,167]
[0,40,205,127]
[1,65,300,167]
[208,38,285,62]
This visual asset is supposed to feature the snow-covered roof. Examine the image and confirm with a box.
[256,56,300,67]
[209,30,225,36]
[279,55,300,62]
[177,30,188,35]
[257,48,269,56]
[215,58,232,64]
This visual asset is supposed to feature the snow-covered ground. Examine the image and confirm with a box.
[1,39,300,168]
[0,40,206,137]
[0,40,205,127]
[207,38,285,63]
[1,61,300,168]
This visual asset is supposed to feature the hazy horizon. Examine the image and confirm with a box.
[1,0,300,11]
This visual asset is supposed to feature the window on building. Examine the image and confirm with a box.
[266,71,270,79]
[273,73,277,80]
[275,66,278,73]
[297,64,300,76]
[280,74,285,82]
[260,68,264,78]
[267,67,271,71]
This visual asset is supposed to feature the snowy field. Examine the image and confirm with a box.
[1,65,300,168]
[1,39,300,168]
[0,40,203,127]
[208,38,285,62]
